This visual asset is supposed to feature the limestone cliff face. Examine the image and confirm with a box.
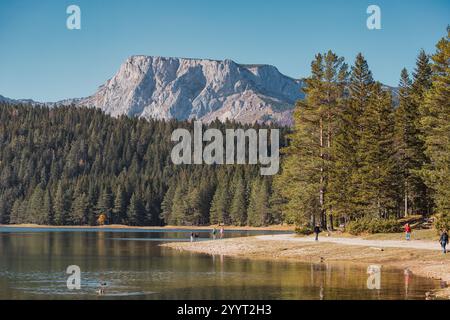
[78,56,304,125]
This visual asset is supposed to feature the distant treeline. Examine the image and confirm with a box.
[275,27,449,230]
[0,105,287,226]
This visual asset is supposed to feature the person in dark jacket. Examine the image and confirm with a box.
[440,230,449,254]
[314,225,321,241]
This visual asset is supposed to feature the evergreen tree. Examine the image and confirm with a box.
[161,183,176,225]
[209,178,230,225]
[10,200,23,224]
[112,185,127,224]
[185,186,202,226]
[420,28,450,225]
[170,183,188,225]
[96,187,113,223]
[410,49,434,215]
[43,189,54,225]
[0,196,8,224]
[28,184,46,224]
[358,83,399,217]
[71,193,90,225]
[247,179,270,226]
[53,182,70,225]
[128,192,145,226]
[229,173,247,226]
[197,175,215,225]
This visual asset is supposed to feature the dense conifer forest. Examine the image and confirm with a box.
[0,28,448,230]
[0,105,285,226]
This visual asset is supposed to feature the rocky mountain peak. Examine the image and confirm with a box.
[78,56,304,125]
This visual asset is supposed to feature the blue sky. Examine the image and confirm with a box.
[0,0,449,101]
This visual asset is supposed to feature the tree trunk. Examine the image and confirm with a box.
[319,118,326,228]
[404,181,408,217]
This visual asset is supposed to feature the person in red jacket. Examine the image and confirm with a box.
[404,223,412,241]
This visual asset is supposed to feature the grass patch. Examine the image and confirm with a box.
[363,229,439,241]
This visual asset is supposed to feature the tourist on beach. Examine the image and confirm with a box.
[212,228,217,240]
[439,230,449,254]
[97,282,107,295]
[220,227,224,239]
[314,225,321,241]
[190,232,195,242]
[404,223,412,241]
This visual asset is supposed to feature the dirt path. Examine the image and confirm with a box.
[256,234,442,251]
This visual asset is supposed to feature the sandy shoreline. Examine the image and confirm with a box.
[162,234,450,299]
[0,224,295,232]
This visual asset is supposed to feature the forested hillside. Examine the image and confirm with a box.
[0,105,285,226]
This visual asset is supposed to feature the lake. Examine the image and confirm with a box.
[0,227,439,300]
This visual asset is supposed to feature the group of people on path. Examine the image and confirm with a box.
[312,222,449,254]
[404,223,448,254]
[190,226,225,242]
[212,226,225,240]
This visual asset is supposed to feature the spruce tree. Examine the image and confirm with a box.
[170,184,188,225]
[209,178,230,225]
[186,186,202,226]
[247,179,270,227]
[0,196,8,224]
[229,173,247,226]
[53,182,70,225]
[112,185,127,224]
[420,28,450,225]
[96,187,113,222]
[411,49,434,215]
[128,192,145,226]
[71,193,90,225]
[10,200,22,224]
[28,185,45,224]
[358,83,399,217]
[161,183,175,225]
[43,189,54,225]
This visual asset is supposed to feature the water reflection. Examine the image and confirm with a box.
[367,265,382,290]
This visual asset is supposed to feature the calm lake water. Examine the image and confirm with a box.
[0,227,439,300]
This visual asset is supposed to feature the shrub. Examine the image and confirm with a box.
[295,225,314,235]
[435,214,450,232]
[345,217,401,235]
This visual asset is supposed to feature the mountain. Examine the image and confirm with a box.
[0,94,40,105]
[77,56,305,125]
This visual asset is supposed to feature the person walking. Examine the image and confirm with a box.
[220,227,224,239]
[314,225,321,241]
[212,227,217,240]
[190,232,195,242]
[439,230,449,254]
[404,223,412,241]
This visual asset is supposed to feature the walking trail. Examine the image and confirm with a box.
[256,234,441,251]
